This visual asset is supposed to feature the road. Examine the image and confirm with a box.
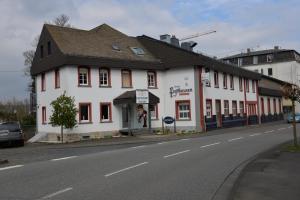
[0,123,295,200]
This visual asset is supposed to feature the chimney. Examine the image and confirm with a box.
[170,35,180,47]
[181,41,197,51]
[160,34,171,44]
[274,46,279,50]
[247,48,251,53]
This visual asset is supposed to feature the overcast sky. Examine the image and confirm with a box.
[0,0,299,101]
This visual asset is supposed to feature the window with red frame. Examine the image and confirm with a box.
[223,73,227,89]
[150,104,159,120]
[245,79,249,92]
[267,98,271,114]
[100,102,112,122]
[176,100,191,120]
[41,73,46,91]
[214,71,219,88]
[55,69,60,88]
[239,77,243,91]
[261,97,265,114]
[252,80,256,93]
[206,99,212,118]
[79,103,92,123]
[99,68,111,87]
[42,106,46,124]
[147,71,157,88]
[78,67,91,86]
[248,104,256,115]
[121,69,132,88]
[230,75,234,90]
[273,98,277,113]
[224,100,229,117]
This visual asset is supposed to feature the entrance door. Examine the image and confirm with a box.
[215,100,222,127]
[122,105,129,128]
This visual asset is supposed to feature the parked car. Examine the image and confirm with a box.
[0,122,24,147]
[287,113,300,123]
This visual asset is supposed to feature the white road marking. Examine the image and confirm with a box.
[0,165,23,171]
[180,138,190,141]
[277,127,286,131]
[157,141,168,145]
[105,162,148,177]
[264,130,274,134]
[163,150,190,158]
[40,187,73,199]
[249,133,261,137]
[288,126,293,129]
[228,137,243,142]
[51,156,77,161]
[131,145,145,149]
[200,142,221,148]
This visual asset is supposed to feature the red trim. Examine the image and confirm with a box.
[41,73,45,91]
[198,67,205,130]
[147,70,158,88]
[175,100,191,120]
[55,69,60,89]
[243,78,248,125]
[99,67,111,87]
[121,69,132,88]
[79,102,92,123]
[42,106,46,124]
[100,102,112,122]
[78,66,91,87]
[256,80,260,123]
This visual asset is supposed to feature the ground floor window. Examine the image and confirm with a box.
[232,101,237,116]
[100,102,112,122]
[79,103,92,123]
[42,106,46,124]
[206,99,212,118]
[176,100,191,120]
[239,101,244,116]
[273,98,277,113]
[224,100,229,117]
[279,99,282,113]
[150,104,158,120]
[248,104,257,115]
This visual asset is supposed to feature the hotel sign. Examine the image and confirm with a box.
[136,90,149,104]
[169,86,193,97]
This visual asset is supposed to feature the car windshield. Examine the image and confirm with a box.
[0,123,20,131]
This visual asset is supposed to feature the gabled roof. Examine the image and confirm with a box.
[222,48,297,59]
[138,35,261,80]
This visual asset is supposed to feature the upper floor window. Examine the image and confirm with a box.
[100,102,112,122]
[253,56,258,64]
[55,69,60,89]
[99,68,111,87]
[40,45,44,58]
[237,58,243,66]
[267,54,274,62]
[206,99,212,118]
[147,71,157,88]
[41,73,46,91]
[230,75,234,90]
[204,68,211,87]
[47,41,52,55]
[176,100,191,120]
[239,77,243,91]
[121,69,132,88]
[214,71,219,88]
[78,67,91,86]
[223,73,228,89]
[79,103,92,123]
[245,79,249,92]
[224,100,229,117]
[268,68,273,76]
[252,80,256,93]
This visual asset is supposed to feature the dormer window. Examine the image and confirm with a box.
[40,45,44,58]
[267,54,273,62]
[130,47,145,55]
[47,41,52,55]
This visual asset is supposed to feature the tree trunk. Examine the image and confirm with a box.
[292,100,298,146]
[61,125,64,144]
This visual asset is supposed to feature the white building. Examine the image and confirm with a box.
[222,47,300,112]
[31,24,270,142]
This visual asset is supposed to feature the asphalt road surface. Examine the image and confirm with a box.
[0,123,295,200]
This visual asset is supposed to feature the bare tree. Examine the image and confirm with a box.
[52,14,71,28]
[282,84,300,147]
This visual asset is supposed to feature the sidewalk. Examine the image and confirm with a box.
[230,142,300,200]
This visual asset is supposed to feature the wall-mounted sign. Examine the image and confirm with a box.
[136,89,149,104]
[169,86,193,97]
[163,116,175,124]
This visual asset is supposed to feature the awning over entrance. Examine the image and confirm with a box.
[113,90,160,105]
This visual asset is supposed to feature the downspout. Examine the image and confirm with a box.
[256,80,261,124]
[198,66,205,132]
[244,78,248,125]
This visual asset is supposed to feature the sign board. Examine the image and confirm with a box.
[169,86,193,98]
[163,116,175,124]
[136,90,149,104]
[201,72,210,82]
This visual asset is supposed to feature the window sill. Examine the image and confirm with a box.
[230,88,234,90]
[122,86,133,89]
[55,87,60,89]
[99,85,112,88]
[214,86,219,88]
[223,87,228,89]
[78,85,92,88]
[41,90,46,92]
[148,87,158,89]
[176,119,191,121]
[42,123,47,125]
[79,121,93,124]
[100,121,113,123]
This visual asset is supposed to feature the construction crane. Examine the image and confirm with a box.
[179,30,216,41]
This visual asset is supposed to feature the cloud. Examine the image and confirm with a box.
[0,0,299,100]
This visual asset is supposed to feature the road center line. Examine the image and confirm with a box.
[180,138,190,141]
[277,127,286,131]
[163,150,190,158]
[249,133,261,137]
[200,142,221,148]
[157,141,168,145]
[228,137,243,142]
[39,187,73,199]
[0,165,24,171]
[51,156,77,161]
[264,130,274,134]
[131,145,145,149]
[105,162,148,177]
